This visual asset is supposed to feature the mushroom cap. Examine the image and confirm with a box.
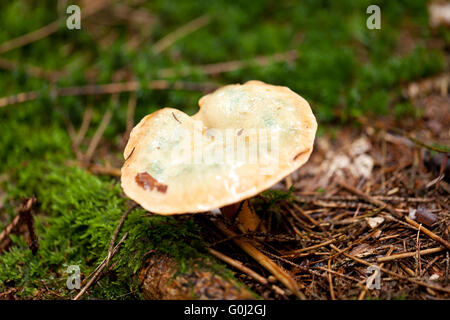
[121,80,317,214]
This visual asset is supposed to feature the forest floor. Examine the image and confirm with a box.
[199,88,450,300]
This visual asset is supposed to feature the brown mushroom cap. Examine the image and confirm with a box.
[121,80,317,214]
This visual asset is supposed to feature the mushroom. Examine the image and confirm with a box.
[121,80,317,214]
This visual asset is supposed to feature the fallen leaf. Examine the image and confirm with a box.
[236,200,263,233]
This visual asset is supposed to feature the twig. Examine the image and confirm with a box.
[294,194,434,203]
[290,202,321,228]
[83,107,114,164]
[73,232,128,300]
[0,80,219,108]
[159,50,299,77]
[403,216,450,250]
[282,237,341,257]
[0,57,63,81]
[152,14,211,54]
[74,106,93,147]
[77,204,137,291]
[207,248,268,285]
[329,244,450,294]
[327,259,335,300]
[382,213,449,252]
[106,204,138,265]
[415,225,422,276]
[0,214,22,253]
[358,247,394,300]
[337,180,400,217]
[377,247,444,263]
[60,111,83,161]
[446,251,449,287]
[421,256,440,277]
[0,0,111,54]
[382,124,450,154]
[0,197,39,254]
[314,267,361,283]
[213,219,305,299]
[312,229,379,265]
[0,21,60,55]
[406,134,450,154]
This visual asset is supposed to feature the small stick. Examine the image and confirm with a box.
[79,204,137,288]
[0,21,59,55]
[0,214,22,253]
[294,194,434,203]
[329,244,450,294]
[358,247,394,300]
[73,232,128,300]
[0,0,110,54]
[377,247,444,263]
[283,237,340,257]
[159,50,299,77]
[283,204,314,233]
[74,106,93,147]
[406,133,450,154]
[60,113,83,161]
[421,256,440,277]
[207,248,268,285]
[337,180,399,217]
[415,225,421,276]
[152,14,211,54]
[404,216,450,250]
[312,229,378,265]
[338,182,450,249]
[0,214,22,247]
[83,107,113,163]
[290,202,321,228]
[314,267,361,283]
[0,198,38,253]
[327,259,335,300]
[313,201,375,210]
[87,164,121,177]
[106,204,138,265]
[0,80,218,108]
[214,219,305,299]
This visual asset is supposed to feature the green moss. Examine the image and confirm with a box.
[0,99,240,298]
[0,160,241,299]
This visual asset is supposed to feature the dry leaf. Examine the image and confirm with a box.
[236,200,262,233]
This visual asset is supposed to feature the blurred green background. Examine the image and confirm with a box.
[1,0,448,123]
